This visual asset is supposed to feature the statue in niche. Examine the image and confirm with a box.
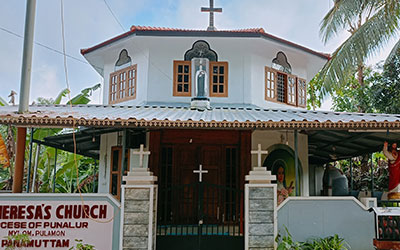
[383,141,400,199]
[194,59,208,99]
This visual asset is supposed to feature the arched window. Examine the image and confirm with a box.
[265,52,306,107]
[109,49,137,104]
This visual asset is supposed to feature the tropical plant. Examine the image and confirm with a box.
[319,0,400,98]
[69,239,95,250]
[3,233,31,250]
[0,83,100,193]
[276,227,307,250]
[276,227,349,250]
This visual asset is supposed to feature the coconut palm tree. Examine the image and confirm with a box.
[319,0,400,97]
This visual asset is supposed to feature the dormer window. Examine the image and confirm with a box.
[265,52,306,108]
[109,49,137,104]
[173,41,228,97]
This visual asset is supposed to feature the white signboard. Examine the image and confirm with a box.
[0,200,115,250]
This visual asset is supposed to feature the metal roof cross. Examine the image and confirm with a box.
[133,144,150,168]
[193,164,208,182]
[201,0,222,31]
[251,144,268,168]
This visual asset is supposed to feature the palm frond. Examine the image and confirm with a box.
[385,38,400,64]
[319,1,400,95]
[320,0,377,44]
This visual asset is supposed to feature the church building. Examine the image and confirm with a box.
[2,2,400,250]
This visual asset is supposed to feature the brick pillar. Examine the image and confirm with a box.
[121,168,157,250]
[245,167,277,250]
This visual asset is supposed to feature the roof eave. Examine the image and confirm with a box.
[80,29,331,60]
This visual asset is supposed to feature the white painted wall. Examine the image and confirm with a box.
[251,130,309,196]
[84,35,327,109]
[98,132,117,193]
[98,132,151,194]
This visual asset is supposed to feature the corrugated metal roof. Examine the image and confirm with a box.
[0,105,400,129]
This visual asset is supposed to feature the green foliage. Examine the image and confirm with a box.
[308,48,400,114]
[318,0,400,97]
[276,227,349,250]
[276,227,307,250]
[0,83,100,193]
[0,96,8,106]
[307,235,349,250]
[337,153,389,192]
[69,239,95,250]
[3,233,31,250]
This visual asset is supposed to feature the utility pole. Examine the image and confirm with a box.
[13,0,37,193]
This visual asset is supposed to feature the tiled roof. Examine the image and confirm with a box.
[0,105,399,130]
[81,25,330,60]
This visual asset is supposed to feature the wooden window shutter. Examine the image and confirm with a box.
[173,61,192,96]
[287,74,297,106]
[209,61,228,97]
[265,66,277,101]
[297,78,307,107]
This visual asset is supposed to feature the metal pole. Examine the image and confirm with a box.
[294,130,299,196]
[370,153,374,197]
[52,148,58,193]
[120,129,127,191]
[26,128,34,193]
[18,0,37,114]
[350,158,353,191]
[93,160,97,193]
[13,128,27,193]
[31,144,40,192]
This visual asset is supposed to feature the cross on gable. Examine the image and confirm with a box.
[251,144,268,168]
[201,0,222,31]
[193,164,208,182]
[132,144,150,168]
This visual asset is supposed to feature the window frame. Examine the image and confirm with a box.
[297,78,307,108]
[265,66,278,101]
[209,61,229,97]
[265,66,305,107]
[173,60,192,97]
[110,146,130,200]
[109,64,137,104]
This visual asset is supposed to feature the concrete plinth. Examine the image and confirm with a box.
[245,167,277,250]
[121,169,157,250]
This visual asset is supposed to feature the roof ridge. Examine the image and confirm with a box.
[130,25,265,33]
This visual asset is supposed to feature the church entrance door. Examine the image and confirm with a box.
[154,130,247,250]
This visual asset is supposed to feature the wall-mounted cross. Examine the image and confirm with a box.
[251,144,268,168]
[132,144,150,168]
[193,164,208,182]
[201,0,222,31]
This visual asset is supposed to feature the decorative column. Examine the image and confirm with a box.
[245,144,277,250]
[121,144,157,250]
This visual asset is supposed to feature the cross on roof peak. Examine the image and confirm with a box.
[201,0,222,31]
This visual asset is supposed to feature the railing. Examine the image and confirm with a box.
[157,182,244,237]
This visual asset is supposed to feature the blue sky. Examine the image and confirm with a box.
[0,0,397,109]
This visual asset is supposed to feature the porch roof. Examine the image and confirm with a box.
[1,104,400,130]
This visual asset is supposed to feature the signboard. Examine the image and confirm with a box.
[0,195,119,250]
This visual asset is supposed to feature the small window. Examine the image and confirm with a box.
[173,61,192,96]
[109,65,137,104]
[277,72,286,103]
[209,62,228,97]
[297,78,307,107]
[265,67,277,101]
[110,147,130,200]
